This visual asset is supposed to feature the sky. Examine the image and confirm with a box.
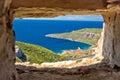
[16,14,104,21]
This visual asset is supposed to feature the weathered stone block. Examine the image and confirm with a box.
[12,0,107,9]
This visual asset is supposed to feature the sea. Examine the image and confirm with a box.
[13,15,103,54]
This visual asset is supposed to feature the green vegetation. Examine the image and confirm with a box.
[16,42,90,63]
[46,28,102,45]
[16,28,101,63]
[16,42,67,63]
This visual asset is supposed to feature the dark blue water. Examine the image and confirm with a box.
[13,19,103,54]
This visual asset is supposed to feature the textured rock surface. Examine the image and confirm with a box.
[95,2,120,67]
[0,0,18,80]
[15,46,27,62]
[0,0,120,80]
[16,63,120,80]
[12,0,107,9]
[102,11,120,68]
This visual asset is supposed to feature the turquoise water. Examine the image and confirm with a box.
[13,15,103,54]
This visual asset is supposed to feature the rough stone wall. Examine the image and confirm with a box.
[101,11,120,68]
[0,0,18,80]
[12,0,107,9]
[0,0,120,79]
[91,0,120,68]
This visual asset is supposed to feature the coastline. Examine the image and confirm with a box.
[45,34,92,46]
[45,28,102,46]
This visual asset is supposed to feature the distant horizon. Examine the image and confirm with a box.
[15,14,104,22]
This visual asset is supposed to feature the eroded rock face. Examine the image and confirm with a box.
[12,0,107,9]
[15,46,27,62]
[0,0,18,80]
[103,12,120,68]
[0,0,120,79]
[96,10,120,68]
